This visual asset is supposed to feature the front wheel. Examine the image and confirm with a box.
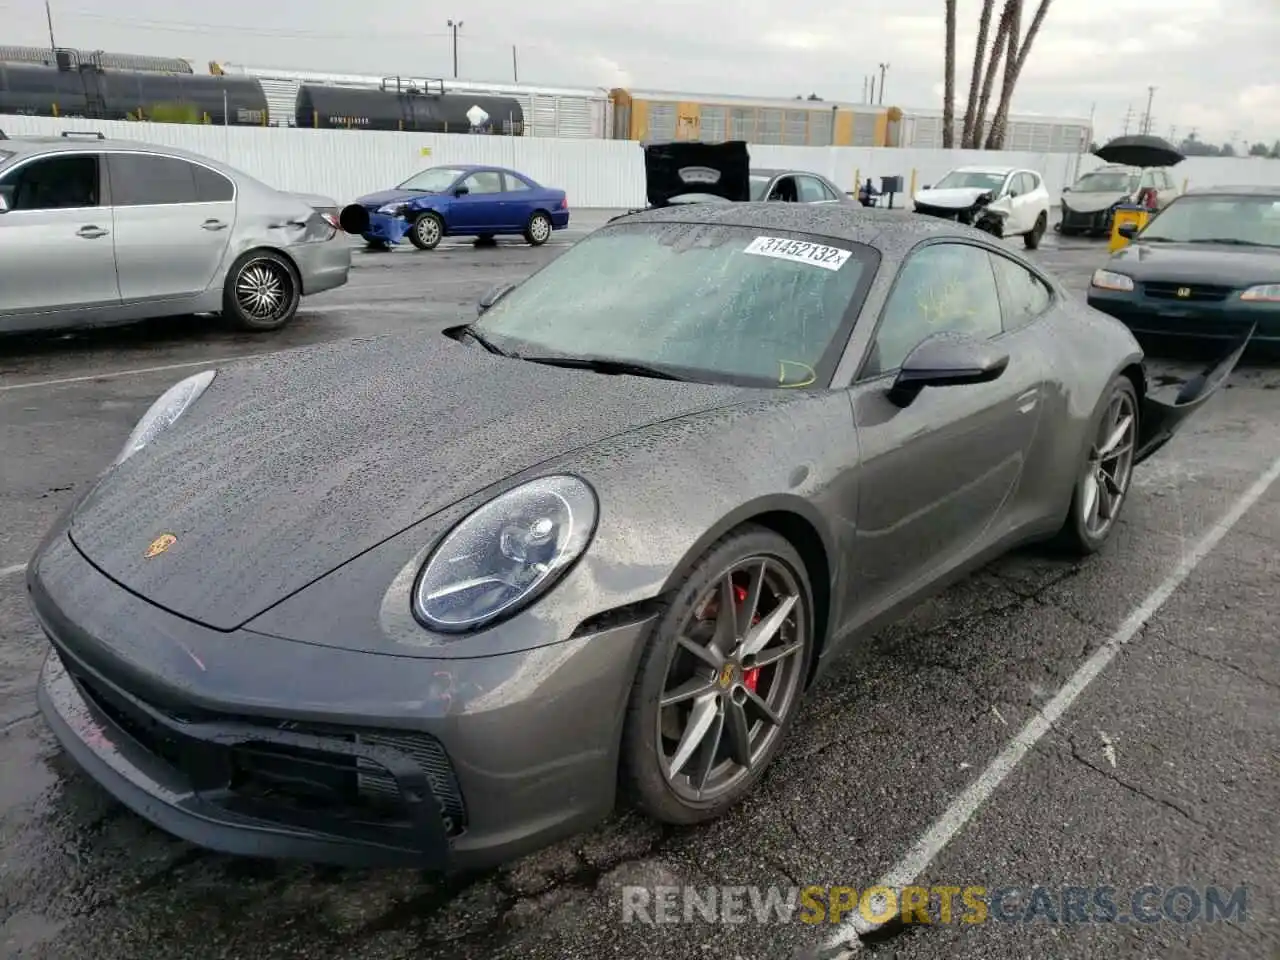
[221,251,300,332]
[1054,376,1139,555]
[1024,211,1048,249]
[408,212,443,250]
[621,526,814,824]
[524,211,552,246]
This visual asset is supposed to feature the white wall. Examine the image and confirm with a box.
[5,113,1280,208]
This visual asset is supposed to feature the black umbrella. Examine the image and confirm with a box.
[1093,134,1185,168]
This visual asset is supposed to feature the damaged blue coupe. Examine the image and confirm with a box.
[339,164,570,251]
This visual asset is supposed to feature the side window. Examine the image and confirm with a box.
[767,177,799,202]
[1022,172,1039,194]
[797,176,829,203]
[989,253,1053,332]
[1001,174,1018,196]
[193,164,234,202]
[109,154,198,205]
[822,179,842,201]
[503,173,530,192]
[0,154,100,210]
[463,171,504,194]
[865,243,1003,378]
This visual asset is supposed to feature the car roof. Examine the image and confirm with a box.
[609,202,986,256]
[951,165,1018,174]
[751,167,826,179]
[1184,184,1280,198]
[0,133,231,168]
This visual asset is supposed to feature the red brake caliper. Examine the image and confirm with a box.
[733,584,761,694]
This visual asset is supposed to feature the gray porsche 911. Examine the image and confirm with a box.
[29,199,1248,873]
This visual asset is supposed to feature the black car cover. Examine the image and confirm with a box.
[643,140,751,207]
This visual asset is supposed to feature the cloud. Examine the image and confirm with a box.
[8,0,1275,143]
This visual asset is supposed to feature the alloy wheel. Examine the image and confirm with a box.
[657,556,808,803]
[1082,389,1137,538]
[234,260,289,322]
[529,215,550,242]
[417,216,441,246]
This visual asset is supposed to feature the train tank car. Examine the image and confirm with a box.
[0,63,268,124]
[295,83,524,134]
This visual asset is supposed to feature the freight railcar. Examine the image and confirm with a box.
[295,81,524,134]
[0,62,268,124]
[0,45,194,74]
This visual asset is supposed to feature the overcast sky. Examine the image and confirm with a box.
[4,0,1277,147]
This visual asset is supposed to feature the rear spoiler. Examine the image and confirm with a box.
[1135,324,1253,464]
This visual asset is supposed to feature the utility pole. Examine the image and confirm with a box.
[1121,104,1133,136]
[446,19,463,79]
[45,0,57,50]
[869,76,876,105]
[1140,85,1156,135]
[877,62,889,104]
[862,76,868,103]
[512,45,518,83]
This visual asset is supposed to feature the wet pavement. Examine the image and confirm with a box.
[1,214,1277,960]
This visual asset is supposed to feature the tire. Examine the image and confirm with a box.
[221,250,300,332]
[621,525,815,824]
[1024,211,1047,249]
[1053,376,1139,556]
[524,211,553,246]
[408,212,443,250]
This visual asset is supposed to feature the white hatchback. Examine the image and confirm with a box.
[912,166,1053,249]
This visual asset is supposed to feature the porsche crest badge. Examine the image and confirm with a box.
[144,534,177,558]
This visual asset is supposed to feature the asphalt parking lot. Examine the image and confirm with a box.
[1,211,1277,960]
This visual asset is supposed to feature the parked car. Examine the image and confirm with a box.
[1059,163,1182,237]
[749,167,847,204]
[912,165,1052,249]
[30,198,1246,871]
[0,131,350,334]
[338,164,570,251]
[1087,185,1279,346]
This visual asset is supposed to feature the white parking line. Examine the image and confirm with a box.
[822,451,1280,956]
[0,354,278,393]
[0,563,27,580]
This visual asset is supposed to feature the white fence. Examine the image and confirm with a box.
[4,113,1280,209]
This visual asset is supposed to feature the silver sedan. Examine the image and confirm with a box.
[0,131,351,334]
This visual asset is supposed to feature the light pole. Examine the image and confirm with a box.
[447,19,463,78]
[877,62,889,104]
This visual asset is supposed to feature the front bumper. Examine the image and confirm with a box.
[291,236,351,296]
[1059,206,1114,234]
[1087,287,1280,343]
[362,212,414,245]
[29,531,653,870]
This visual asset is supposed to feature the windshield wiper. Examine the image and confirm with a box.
[460,325,511,356]
[519,355,691,381]
[1189,238,1273,247]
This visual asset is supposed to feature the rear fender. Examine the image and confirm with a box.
[1135,324,1254,464]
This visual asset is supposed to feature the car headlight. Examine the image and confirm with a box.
[113,369,216,466]
[1240,284,1280,303]
[377,202,407,216]
[413,475,598,633]
[1091,269,1134,292]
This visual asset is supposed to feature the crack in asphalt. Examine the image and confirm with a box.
[1154,632,1280,692]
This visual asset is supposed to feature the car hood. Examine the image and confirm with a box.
[356,188,433,208]
[68,333,750,632]
[1109,241,1280,286]
[1063,190,1130,214]
[913,186,992,208]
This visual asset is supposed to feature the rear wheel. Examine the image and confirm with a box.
[524,211,552,246]
[1024,211,1048,249]
[621,526,814,824]
[408,212,443,250]
[221,251,300,332]
[1054,376,1139,555]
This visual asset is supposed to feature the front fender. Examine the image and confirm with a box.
[1135,324,1254,464]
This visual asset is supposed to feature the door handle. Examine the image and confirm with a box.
[76,225,109,239]
[1016,388,1039,414]
[201,219,229,231]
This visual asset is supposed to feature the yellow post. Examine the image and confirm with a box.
[1109,205,1151,253]
[853,168,860,193]
[1182,177,1189,192]
[909,168,917,197]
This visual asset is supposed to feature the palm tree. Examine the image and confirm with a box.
[967,0,1016,147]
[983,0,1022,149]
[942,0,958,147]
[961,0,997,148]
[984,0,1055,149]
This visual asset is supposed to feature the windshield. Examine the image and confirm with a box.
[933,170,1006,191]
[1139,195,1280,247]
[750,176,771,201]
[1074,171,1139,193]
[398,166,466,192]
[472,221,876,387]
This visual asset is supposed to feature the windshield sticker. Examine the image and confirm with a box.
[743,236,851,271]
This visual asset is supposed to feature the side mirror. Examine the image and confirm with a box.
[0,193,8,213]
[922,184,932,190]
[1007,190,1019,198]
[1118,223,1139,239]
[477,282,515,315]
[887,332,1009,408]
[1062,185,1072,192]
[453,185,470,197]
